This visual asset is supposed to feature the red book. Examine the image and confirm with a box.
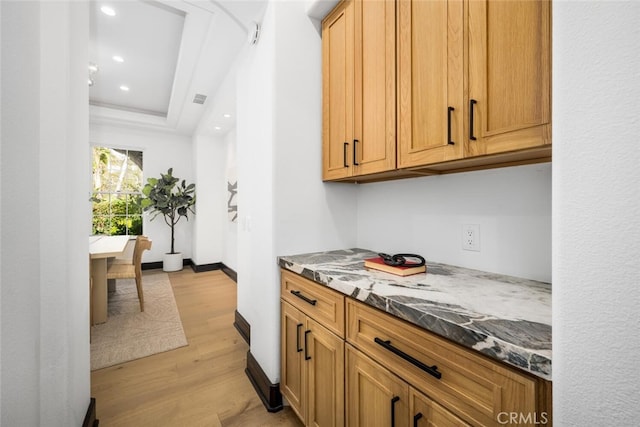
[363,257,426,277]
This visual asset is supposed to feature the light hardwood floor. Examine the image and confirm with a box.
[91,269,303,427]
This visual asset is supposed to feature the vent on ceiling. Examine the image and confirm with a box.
[193,94,207,104]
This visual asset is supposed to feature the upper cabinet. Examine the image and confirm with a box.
[466,0,551,157]
[397,0,465,168]
[323,0,552,183]
[322,0,353,181]
[322,0,396,181]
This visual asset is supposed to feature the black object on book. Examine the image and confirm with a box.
[378,253,425,268]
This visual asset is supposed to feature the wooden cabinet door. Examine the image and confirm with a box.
[306,318,345,427]
[346,345,409,427]
[398,0,465,168]
[410,388,471,427]
[347,299,541,426]
[467,0,551,156]
[322,0,355,181]
[281,301,306,421]
[353,0,396,176]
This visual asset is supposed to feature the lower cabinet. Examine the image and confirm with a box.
[410,387,471,427]
[347,345,469,427]
[281,301,305,417]
[281,300,345,427]
[346,344,408,427]
[280,269,551,427]
[346,299,550,426]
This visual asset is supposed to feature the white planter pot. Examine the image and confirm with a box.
[163,253,183,272]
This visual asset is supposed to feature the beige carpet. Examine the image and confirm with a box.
[91,271,188,370]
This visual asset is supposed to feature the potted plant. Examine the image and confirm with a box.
[138,168,196,272]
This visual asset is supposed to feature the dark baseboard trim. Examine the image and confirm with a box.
[82,397,98,427]
[234,310,250,345]
[142,260,237,278]
[190,262,223,273]
[142,258,193,271]
[221,264,237,282]
[142,261,163,270]
[245,351,283,413]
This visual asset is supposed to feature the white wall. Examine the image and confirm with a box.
[1,3,41,422]
[236,0,277,378]
[89,123,194,261]
[236,0,357,383]
[1,1,90,424]
[191,133,225,266]
[553,2,640,424]
[357,163,551,282]
[272,0,358,258]
[222,130,238,271]
[0,0,3,416]
[192,35,242,271]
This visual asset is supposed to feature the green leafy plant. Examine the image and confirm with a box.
[91,195,142,236]
[138,168,196,254]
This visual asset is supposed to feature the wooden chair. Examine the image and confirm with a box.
[110,238,136,265]
[106,235,152,312]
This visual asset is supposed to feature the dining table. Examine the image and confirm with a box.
[89,235,131,324]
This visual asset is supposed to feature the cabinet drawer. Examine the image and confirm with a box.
[281,270,345,338]
[346,300,538,426]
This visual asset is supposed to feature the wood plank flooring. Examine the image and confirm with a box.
[91,269,303,427]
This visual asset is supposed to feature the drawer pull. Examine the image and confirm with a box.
[296,323,303,352]
[413,413,423,427]
[304,330,312,360]
[343,142,349,167]
[390,396,400,427]
[447,106,455,145]
[374,337,442,380]
[469,99,477,141]
[291,290,317,306]
[353,139,360,166]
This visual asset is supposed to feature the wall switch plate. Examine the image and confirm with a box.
[462,224,480,251]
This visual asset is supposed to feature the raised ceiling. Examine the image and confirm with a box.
[89,0,266,136]
[89,1,185,116]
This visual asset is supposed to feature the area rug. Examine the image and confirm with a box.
[91,271,188,370]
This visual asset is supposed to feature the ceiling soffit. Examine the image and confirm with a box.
[89,0,254,136]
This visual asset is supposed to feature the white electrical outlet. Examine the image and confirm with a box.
[462,224,480,251]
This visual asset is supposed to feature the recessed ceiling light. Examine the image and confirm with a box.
[223,114,231,118]
[119,85,129,92]
[112,55,124,63]
[100,6,116,16]
[214,126,222,130]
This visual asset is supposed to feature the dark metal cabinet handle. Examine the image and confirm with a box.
[469,99,477,140]
[391,396,400,427]
[375,337,442,380]
[304,330,311,360]
[343,142,349,167]
[447,107,455,145]
[413,413,423,427]
[296,323,303,352]
[290,290,317,306]
[353,139,360,165]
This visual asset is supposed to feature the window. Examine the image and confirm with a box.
[91,147,143,235]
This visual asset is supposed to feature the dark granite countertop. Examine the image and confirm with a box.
[278,248,551,380]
